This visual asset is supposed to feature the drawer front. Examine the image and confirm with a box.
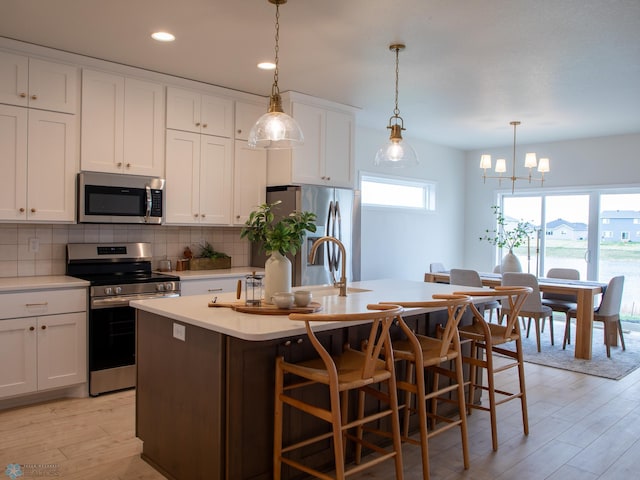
[0,288,87,320]
[180,277,241,296]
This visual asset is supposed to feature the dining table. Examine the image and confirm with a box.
[424,271,605,360]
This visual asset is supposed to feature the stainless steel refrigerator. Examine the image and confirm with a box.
[250,185,361,287]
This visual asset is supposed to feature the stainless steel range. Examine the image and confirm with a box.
[66,242,180,396]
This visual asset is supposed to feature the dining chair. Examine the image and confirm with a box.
[541,268,580,338]
[383,294,472,480]
[450,268,500,322]
[452,286,532,451]
[564,275,625,357]
[273,304,405,480]
[502,273,554,352]
[429,262,446,273]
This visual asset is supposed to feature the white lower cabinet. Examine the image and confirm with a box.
[0,289,87,399]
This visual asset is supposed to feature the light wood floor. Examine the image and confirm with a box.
[1,359,640,480]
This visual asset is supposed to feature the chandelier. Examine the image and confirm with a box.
[374,43,418,167]
[248,0,304,149]
[480,121,549,193]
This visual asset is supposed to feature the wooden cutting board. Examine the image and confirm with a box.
[208,301,322,315]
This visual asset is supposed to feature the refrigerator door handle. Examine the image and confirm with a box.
[334,200,342,271]
[326,200,341,285]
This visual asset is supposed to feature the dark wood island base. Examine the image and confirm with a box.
[135,307,480,480]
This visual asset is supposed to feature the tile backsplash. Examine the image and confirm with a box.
[0,223,251,278]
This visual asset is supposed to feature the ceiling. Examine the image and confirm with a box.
[2,0,639,150]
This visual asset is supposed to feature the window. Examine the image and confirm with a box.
[360,174,435,211]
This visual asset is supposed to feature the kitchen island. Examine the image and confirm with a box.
[131,279,485,480]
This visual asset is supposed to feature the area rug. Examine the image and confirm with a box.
[499,320,640,380]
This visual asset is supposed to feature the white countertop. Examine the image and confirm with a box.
[0,275,89,293]
[131,279,487,341]
[170,267,265,280]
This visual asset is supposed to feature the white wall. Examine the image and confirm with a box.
[463,132,640,272]
[355,125,466,281]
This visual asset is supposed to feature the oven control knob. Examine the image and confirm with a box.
[165,282,174,291]
[115,287,122,295]
[157,283,165,292]
[104,287,113,295]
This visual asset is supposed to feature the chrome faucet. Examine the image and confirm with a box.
[309,236,348,296]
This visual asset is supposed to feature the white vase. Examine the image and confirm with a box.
[264,252,292,303]
[500,250,522,273]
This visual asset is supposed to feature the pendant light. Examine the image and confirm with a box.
[248,0,304,149]
[374,43,419,167]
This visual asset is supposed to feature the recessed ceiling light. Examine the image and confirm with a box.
[151,31,175,42]
[257,62,276,70]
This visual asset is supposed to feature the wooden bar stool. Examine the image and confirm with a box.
[383,294,472,480]
[453,286,532,451]
[273,304,405,480]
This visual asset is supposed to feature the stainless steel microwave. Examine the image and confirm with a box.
[78,172,165,224]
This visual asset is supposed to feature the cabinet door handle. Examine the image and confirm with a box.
[296,338,304,344]
[201,214,206,218]
[237,129,242,134]
[25,302,48,307]
[236,215,240,219]
[194,213,199,218]
[31,94,38,100]
[202,123,208,128]
[117,162,123,167]
[19,92,27,98]
[19,208,25,213]
[283,340,292,347]
[126,163,131,168]
[29,326,35,331]
[207,288,223,292]
[41,325,47,330]
[30,208,36,213]
[195,122,201,127]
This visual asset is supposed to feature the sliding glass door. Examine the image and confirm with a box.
[501,189,640,321]
[599,193,640,319]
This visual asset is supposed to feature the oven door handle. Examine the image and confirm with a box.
[91,293,180,309]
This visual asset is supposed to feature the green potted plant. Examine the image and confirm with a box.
[479,205,534,272]
[189,241,231,270]
[240,201,317,301]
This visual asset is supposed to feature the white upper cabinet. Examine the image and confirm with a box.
[81,69,165,176]
[0,104,76,222]
[165,129,233,225]
[234,100,267,141]
[0,51,77,114]
[166,87,233,138]
[267,92,355,188]
[233,140,266,225]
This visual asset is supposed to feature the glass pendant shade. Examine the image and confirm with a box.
[248,110,304,149]
[374,137,419,167]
